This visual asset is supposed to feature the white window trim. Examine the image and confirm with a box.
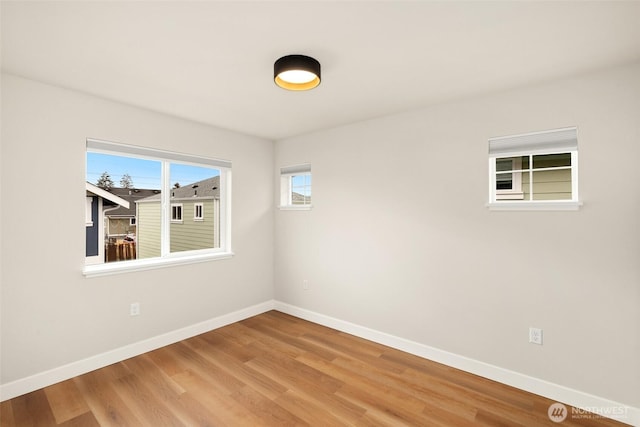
[487,127,581,211]
[85,197,104,265]
[85,197,94,226]
[129,217,136,226]
[194,202,204,221]
[84,139,233,277]
[279,163,312,210]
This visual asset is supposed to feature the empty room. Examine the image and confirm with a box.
[1,1,639,426]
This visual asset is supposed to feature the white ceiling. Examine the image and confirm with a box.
[2,1,640,141]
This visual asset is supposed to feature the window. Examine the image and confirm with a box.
[171,204,183,222]
[85,139,232,276]
[488,127,580,210]
[280,164,312,209]
[194,203,204,221]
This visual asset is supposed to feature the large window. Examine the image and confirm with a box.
[85,139,231,276]
[279,164,312,209]
[488,127,579,210]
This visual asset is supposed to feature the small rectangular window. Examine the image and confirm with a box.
[488,127,579,210]
[280,164,312,210]
[171,204,183,222]
[194,203,204,221]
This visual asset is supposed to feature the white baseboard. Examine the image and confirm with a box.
[274,301,639,426]
[0,300,275,402]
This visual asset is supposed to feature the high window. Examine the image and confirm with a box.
[488,127,580,210]
[85,139,232,276]
[280,164,312,209]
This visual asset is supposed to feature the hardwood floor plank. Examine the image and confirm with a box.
[229,385,307,426]
[56,411,101,427]
[111,373,184,426]
[121,354,185,401]
[43,379,90,424]
[10,390,57,426]
[0,399,16,427]
[171,369,264,426]
[273,389,347,426]
[184,335,288,400]
[1,311,631,426]
[73,368,144,426]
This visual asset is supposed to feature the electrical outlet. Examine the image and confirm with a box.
[529,327,543,345]
[303,279,309,290]
[130,302,140,316]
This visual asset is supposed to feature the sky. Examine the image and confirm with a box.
[87,152,219,190]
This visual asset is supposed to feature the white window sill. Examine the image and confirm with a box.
[279,205,312,211]
[83,251,234,278]
[487,201,583,211]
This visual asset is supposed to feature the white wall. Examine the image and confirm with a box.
[274,63,640,408]
[0,74,274,385]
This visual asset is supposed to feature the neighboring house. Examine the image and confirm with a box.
[292,192,310,205]
[85,182,130,265]
[106,188,161,241]
[136,176,220,259]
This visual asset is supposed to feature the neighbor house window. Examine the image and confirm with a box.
[280,164,312,209]
[194,203,204,221]
[171,204,183,222]
[488,127,580,210]
[85,139,231,276]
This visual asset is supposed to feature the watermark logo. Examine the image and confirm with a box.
[548,403,568,423]
[547,402,628,423]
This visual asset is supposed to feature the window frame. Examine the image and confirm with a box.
[487,127,581,211]
[84,139,233,277]
[279,163,312,210]
[194,203,204,221]
[171,203,184,223]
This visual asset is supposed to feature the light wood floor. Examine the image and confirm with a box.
[0,311,630,426]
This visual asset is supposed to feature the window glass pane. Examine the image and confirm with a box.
[86,152,161,263]
[531,169,572,200]
[496,158,514,172]
[169,163,221,253]
[533,153,571,169]
[495,158,513,190]
[291,173,311,205]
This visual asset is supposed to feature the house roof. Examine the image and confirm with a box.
[85,182,130,209]
[137,176,220,203]
[107,188,161,216]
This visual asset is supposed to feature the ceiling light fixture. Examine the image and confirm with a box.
[274,55,321,91]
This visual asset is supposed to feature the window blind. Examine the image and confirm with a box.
[488,127,577,158]
[87,139,232,169]
[281,164,311,175]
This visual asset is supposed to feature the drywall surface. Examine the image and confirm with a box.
[0,74,274,385]
[274,63,640,407]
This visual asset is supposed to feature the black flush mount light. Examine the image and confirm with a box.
[274,54,321,91]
